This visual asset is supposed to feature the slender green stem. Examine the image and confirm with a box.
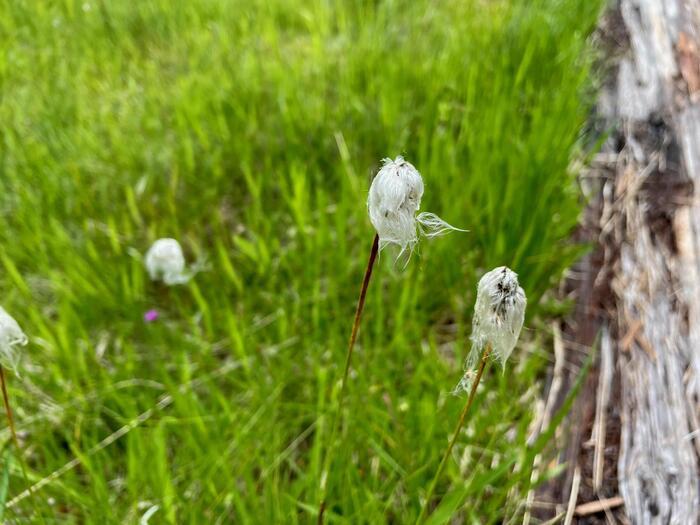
[415,344,492,525]
[317,234,379,525]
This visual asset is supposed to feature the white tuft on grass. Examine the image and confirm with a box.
[367,156,464,260]
[456,266,526,393]
[145,238,191,285]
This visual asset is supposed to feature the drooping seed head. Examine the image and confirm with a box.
[145,238,190,285]
[471,266,527,366]
[367,156,424,253]
[455,266,526,394]
[0,306,28,372]
[367,156,464,259]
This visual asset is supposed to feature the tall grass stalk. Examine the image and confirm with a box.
[317,233,379,523]
[415,344,492,524]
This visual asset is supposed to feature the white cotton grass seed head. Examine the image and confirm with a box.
[367,156,423,253]
[472,266,526,366]
[455,266,526,394]
[367,156,464,260]
[145,238,190,285]
[0,306,28,372]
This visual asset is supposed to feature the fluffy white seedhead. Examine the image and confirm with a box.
[455,266,527,394]
[0,306,28,372]
[145,238,190,285]
[367,156,463,260]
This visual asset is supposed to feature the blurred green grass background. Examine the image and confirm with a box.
[0,0,602,522]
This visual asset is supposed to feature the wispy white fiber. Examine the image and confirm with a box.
[367,156,464,260]
[417,212,464,238]
[455,266,526,394]
[0,306,28,372]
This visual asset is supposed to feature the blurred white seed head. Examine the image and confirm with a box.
[0,306,28,372]
[455,266,526,394]
[367,156,464,260]
[471,266,526,365]
[145,238,190,285]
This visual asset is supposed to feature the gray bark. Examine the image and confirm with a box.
[593,0,700,522]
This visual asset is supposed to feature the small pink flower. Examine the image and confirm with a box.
[144,309,159,323]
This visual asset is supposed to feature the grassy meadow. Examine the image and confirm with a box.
[0,0,603,522]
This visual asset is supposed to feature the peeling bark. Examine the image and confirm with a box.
[598,0,699,522]
[543,0,700,522]
[601,0,700,522]
[614,162,698,522]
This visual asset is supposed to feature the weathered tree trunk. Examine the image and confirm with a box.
[542,0,700,523]
[599,1,700,522]
[596,0,698,521]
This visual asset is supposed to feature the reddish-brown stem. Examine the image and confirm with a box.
[0,365,32,506]
[0,366,19,449]
[318,234,379,524]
